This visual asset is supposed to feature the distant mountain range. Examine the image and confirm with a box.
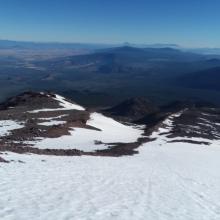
[36,46,209,75]
[2,39,220,55]
[0,40,181,50]
[0,44,220,106]
[0,39,114,50]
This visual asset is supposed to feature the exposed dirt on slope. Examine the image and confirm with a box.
[0,93,220,160]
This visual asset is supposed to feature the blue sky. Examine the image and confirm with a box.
[0,0,220,47]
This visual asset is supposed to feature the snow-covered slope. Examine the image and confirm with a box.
[28,112,143,151]
[1,92,220,220]
[1,139,220,220]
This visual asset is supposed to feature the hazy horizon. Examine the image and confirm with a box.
[1,38,220,50]
[1,0,220,47]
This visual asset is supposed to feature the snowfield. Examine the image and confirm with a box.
[28,113,144,151]
[1,140,220,220]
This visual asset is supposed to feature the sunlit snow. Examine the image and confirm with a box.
[38,120,66,126]
[38,114,68,120]
[1,139,220,220]
[28,112,144,151]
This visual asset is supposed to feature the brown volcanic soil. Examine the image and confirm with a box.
[0,91,60,110]
[0,109,91,143]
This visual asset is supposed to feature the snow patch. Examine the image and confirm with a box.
[26,112,144,151]
[38,114,68,120]
[53,94,85,111]
[38,120,66,126]
[0,120,24,137]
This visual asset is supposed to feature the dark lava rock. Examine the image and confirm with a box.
[103,97,159,121]
[0,91,58,110]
